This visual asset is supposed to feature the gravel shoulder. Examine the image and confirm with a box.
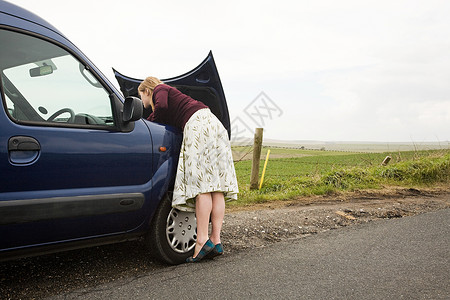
[1,187,449,299]
[222,187,450,252]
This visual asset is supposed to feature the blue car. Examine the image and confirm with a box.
[0,0,231,264]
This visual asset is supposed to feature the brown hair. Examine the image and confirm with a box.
[138,76,163,95]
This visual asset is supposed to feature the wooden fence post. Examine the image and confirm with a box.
[250,128,263,189]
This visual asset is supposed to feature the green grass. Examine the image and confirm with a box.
[229,148,450,207]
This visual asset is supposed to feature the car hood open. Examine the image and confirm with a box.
[113,51,231,138]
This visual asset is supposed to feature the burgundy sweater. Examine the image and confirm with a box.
[147,84,208,130]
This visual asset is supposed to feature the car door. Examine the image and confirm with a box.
[113,51,231,138]
[0,28,153,252]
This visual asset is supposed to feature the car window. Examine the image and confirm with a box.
[0,29,114,127]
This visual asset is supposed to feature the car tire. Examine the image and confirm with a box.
[147,193,196,264]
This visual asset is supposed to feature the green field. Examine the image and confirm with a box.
[230,147,450,207]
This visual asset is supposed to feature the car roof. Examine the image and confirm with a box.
[0,0,62,35]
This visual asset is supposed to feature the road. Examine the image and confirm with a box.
[52,208,450,300]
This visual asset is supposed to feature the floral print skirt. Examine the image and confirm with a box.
[172,108,239,212]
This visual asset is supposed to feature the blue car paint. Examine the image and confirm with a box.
[1,122,152,192]
[0,111,186,252]
[144,121,183,205]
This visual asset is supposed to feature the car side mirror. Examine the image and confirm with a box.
[110,94,143,133]
[123,96,143,122]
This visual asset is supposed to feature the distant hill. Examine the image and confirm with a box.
[231,138,450,152]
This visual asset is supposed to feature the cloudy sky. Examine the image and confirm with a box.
[11,0,450,142]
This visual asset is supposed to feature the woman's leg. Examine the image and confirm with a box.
[194,193,212,257]
[210,192,225,245]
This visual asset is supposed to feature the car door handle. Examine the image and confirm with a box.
[8,136,41,165]
[8,136,41,151]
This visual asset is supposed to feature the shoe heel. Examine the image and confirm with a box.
[186,239,214,263]
[206,243,223,259]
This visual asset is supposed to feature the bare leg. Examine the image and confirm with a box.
[194,193,212,257]
[210,192,225,245]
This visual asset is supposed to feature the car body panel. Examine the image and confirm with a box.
[142,121,182,206]
[0,119,155,250]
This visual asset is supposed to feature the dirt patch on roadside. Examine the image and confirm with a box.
[221,187,450,252]
[1,187,449,299]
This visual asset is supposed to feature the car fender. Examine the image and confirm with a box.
[143,120,182,221]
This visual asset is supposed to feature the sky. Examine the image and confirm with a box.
[10,0,450,142]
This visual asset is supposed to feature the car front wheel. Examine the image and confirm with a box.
[147,194,196,264]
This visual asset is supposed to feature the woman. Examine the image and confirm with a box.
[138,77,238,262]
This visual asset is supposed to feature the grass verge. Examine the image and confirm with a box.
[229,149,450,207]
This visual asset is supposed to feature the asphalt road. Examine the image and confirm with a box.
[53,209,450,300]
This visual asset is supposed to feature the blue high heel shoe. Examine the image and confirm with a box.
[186,239,214,263]
[206,243,223,259]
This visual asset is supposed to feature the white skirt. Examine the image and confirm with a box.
[172,108,239,212]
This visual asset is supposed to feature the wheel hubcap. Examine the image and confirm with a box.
[166,208,196,253]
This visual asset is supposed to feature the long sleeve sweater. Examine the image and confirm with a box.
[147,84,208,130]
